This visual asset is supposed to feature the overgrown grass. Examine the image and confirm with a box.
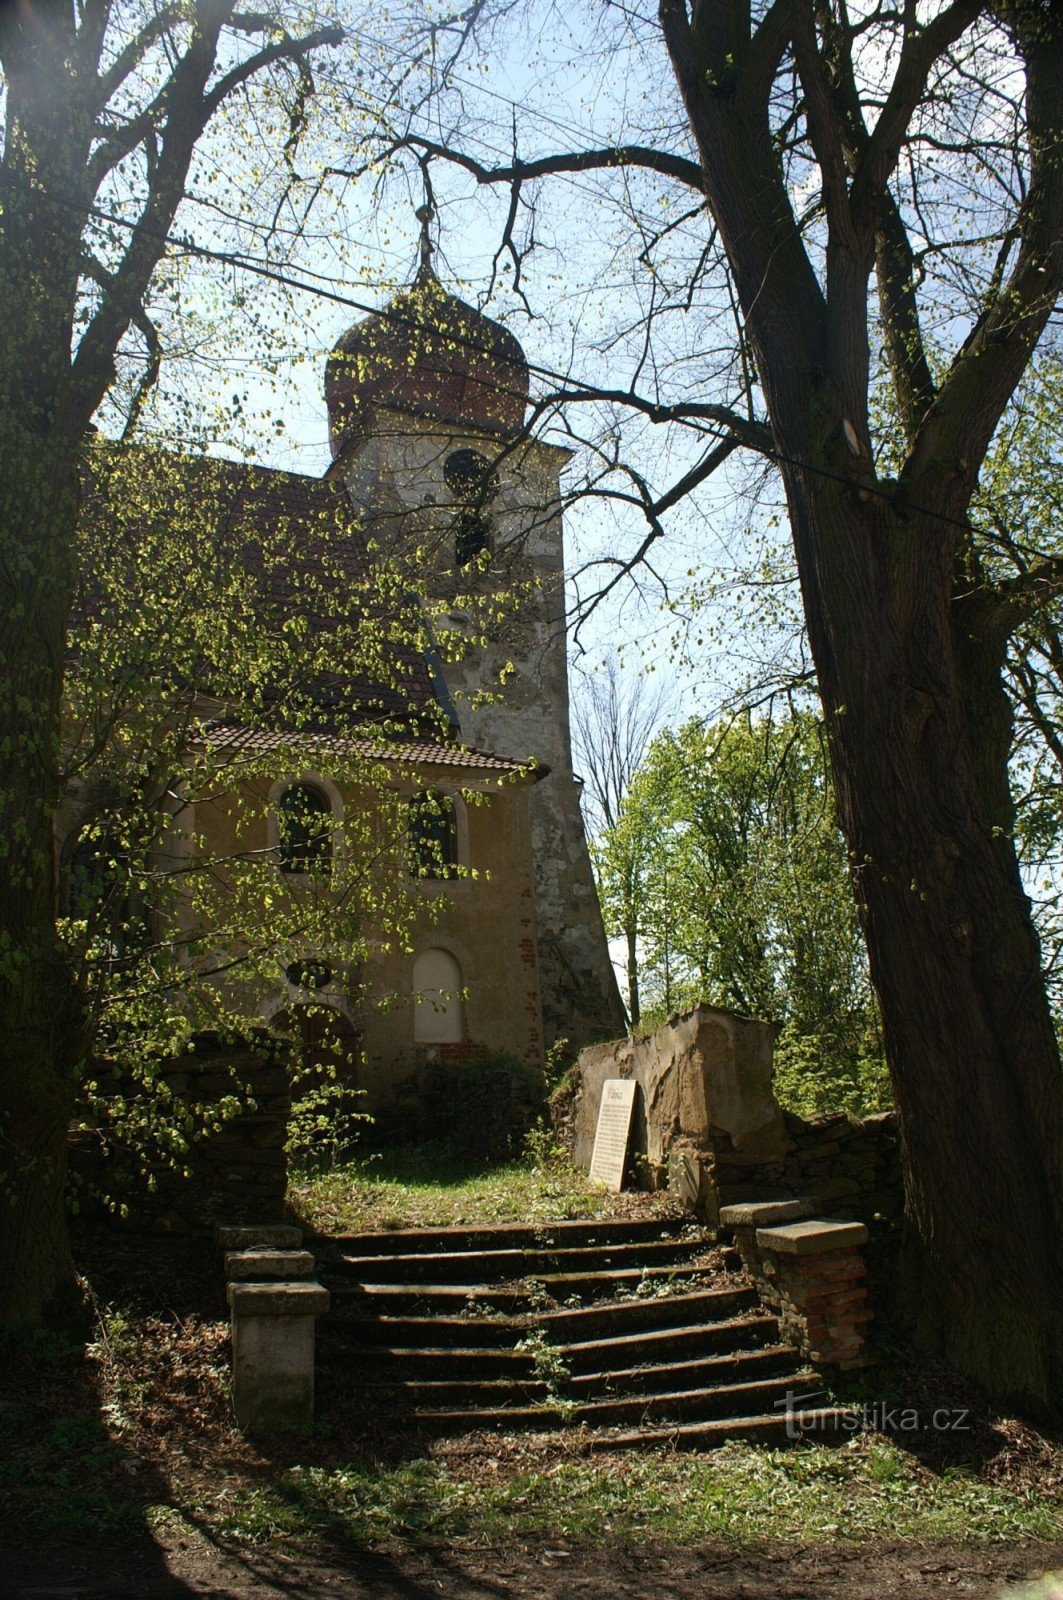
[190,1439,1063,1550]
[287,1132,653,1234]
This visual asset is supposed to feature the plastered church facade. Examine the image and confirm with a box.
[71,267,625,1118]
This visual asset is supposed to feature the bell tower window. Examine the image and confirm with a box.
[408,790,460,879]
[445,448,499,569]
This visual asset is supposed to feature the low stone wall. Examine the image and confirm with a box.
[781,1109,903,1227]
[69,1035,291,1234]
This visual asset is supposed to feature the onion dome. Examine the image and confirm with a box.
[325,268,529,458]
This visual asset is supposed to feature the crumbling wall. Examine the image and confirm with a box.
[567,1004,903,1236]
[68,1034,290,1234]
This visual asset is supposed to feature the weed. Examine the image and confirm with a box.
[516,1329,572,1397]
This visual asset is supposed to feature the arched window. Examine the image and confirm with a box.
[64,835,122,921]
[61,831,143,959]
[277,783,333,876]
[445,448,499,569]
[444,448,499,499]
[413,948,464,1044]
[407,790,459,879]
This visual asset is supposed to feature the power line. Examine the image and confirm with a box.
[0,166,987,540]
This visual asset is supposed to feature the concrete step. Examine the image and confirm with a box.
[329,1237,712,1285]
[411,1371,816,1434]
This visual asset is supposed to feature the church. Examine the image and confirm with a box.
[70,260,625,1122]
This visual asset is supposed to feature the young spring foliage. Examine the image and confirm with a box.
[592,710,888,1114]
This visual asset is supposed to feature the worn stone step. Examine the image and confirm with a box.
[329,1237,711,1285]
[411,1372,815,1434]
[586,1407,858,1452]
[319,1342,540,1380]
[537,1284,759,1340]
[329,1285,760,1351]
[561,1312,780,1374]
[569,1342,799,1397]
[322,1312,780,1380]
[317,1216,697,1258]
[324,1260,732,1314]
[349,1340,801,1410]
[362,1374,552,1407]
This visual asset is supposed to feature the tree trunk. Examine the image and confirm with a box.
[626,922,640,1029]
[0,429,84,1328]
[787,467,1063,1414]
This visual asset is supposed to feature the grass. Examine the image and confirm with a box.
[190,1440,1063,1550]
[286,1132,653,1234]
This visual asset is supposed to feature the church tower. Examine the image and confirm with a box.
[325,266,626,1051]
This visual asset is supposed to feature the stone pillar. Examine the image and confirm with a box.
[228,1280,330,1433]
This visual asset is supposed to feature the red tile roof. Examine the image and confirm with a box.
[203,719,540,777]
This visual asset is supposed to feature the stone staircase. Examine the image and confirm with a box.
[315,1214,853,1448]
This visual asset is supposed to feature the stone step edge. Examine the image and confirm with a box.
[323,1312,780,1366]
[586,1406,859,1451]
[329,1239,711,1273]
[330,1284,757,1337]
[316,1216,701,1251]
[404,1371,820,1430]
[328,1263,728,1300]
[359,1344,800,1399]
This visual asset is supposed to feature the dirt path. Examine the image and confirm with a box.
[4,1534,1062,1600]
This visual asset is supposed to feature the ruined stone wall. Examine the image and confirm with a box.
[781,1109,903,1228]
[566,1004,903,1237]
[68,1036,290,1233]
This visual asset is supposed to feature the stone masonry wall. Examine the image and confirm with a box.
[68,1035,290,1234]
[566,1005,904,1237]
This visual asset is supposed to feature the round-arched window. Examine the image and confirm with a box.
[277,783,333,876]
[408,790,459,879]
[444,448,499,500]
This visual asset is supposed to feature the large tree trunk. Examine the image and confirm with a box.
[0,430,84,1328]
[788,466,1063,1412]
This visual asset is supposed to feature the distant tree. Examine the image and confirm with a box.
[572,656,671,1023]
[604,711,888,1113]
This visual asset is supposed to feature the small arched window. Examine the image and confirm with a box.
[408,790,459,879]
[277,783,333,876]
[445,449,499,569]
